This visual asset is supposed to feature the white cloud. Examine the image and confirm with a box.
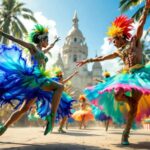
[101,59,122,75]
[100,37,115,55]
[20,11,58,39]
[130,21,139,36]
[19,11,60,67]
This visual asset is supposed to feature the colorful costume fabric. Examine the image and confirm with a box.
[0,44,73,120]
[28,112,40,121]
[37,90,75,120]
[72,104,94,122]
[91,105,111,121]
[84,64,150,125]
[67,109,75,123]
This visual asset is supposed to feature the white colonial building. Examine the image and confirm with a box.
[54,11,103,95]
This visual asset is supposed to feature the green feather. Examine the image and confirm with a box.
[29,24,48,43]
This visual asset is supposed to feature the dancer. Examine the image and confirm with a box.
[91,104,111,131]
[27,105,41,127]
[77,0,150,145]
[32,67,78,133]
[0,24,64,136]
[90,71,112,131]
[72,95,94,129]
[52,67,78,133]
[65,109,75,130]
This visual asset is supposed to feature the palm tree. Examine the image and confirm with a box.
[0,0,37,44]
[142,29,150,63]
[119,0,150,20]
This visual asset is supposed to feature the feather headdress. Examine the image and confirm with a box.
[103,70,110,77]
[52,66,63,77]
[79,95,86,101]
[29,24,48,43]
[107,15,134,40]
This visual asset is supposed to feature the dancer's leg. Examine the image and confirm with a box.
[65,118,69,129]
[58,116,67,133]
[79,120,83,129]
[0,98,36,135]
[83,120,86,129]
[121,90,141,145]
[115,88,131,103]
[79,115,85,129]
[42,81,64,135]
[105,119,109,131]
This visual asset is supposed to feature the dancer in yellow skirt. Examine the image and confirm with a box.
[72,95,94,129]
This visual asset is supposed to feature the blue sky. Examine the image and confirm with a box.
[20,0,150,73]
[20,0,149,52]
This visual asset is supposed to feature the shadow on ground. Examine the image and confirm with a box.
[52,131,102,137]
[0,142,110,150]
[113,142,150,150]
[110,131,150,136]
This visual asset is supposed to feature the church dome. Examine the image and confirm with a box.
[67,27,84,38]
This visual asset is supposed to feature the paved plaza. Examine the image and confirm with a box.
[0,127,149,150]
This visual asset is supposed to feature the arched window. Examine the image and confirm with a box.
[74,38,77,42]
[73,54,77,62]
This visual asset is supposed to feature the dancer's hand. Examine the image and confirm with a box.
[93,78,103,83]
[55,36,61,43]
[146,0,150,9]
[76,60,87,67]
[49,37,60,48]
[73,70,79,75]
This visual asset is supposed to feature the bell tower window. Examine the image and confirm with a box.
[73,54,77,62]
[74,38,77,42]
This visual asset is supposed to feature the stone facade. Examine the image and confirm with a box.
[54,11,103,95]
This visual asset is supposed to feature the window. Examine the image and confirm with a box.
[74,38,77,42]
[73,54,77,62]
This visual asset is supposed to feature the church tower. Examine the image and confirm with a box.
[62,11,88,75]
[56,11,103,94]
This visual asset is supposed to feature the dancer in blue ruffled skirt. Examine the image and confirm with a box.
[0,24,63,136]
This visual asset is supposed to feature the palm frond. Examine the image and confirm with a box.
[0,0,37,41]
[21,8,34,14]
[22,14,37,22]
[12,2,25,13]
[132,6,144,20]
[1,19,10,44]
[13,16,28,34]
[119,0,144,13]
[120,0,135,13]
[6,0,16,11]
[11,20,23,38]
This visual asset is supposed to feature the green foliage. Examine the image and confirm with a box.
[0,0,37,44]
[119,0,149,20]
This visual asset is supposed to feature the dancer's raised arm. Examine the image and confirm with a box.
[0,30,36,54]
[135,0,150,41]
[76,52,118,67]
[61,70,78,84]
[43,37,60,53]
